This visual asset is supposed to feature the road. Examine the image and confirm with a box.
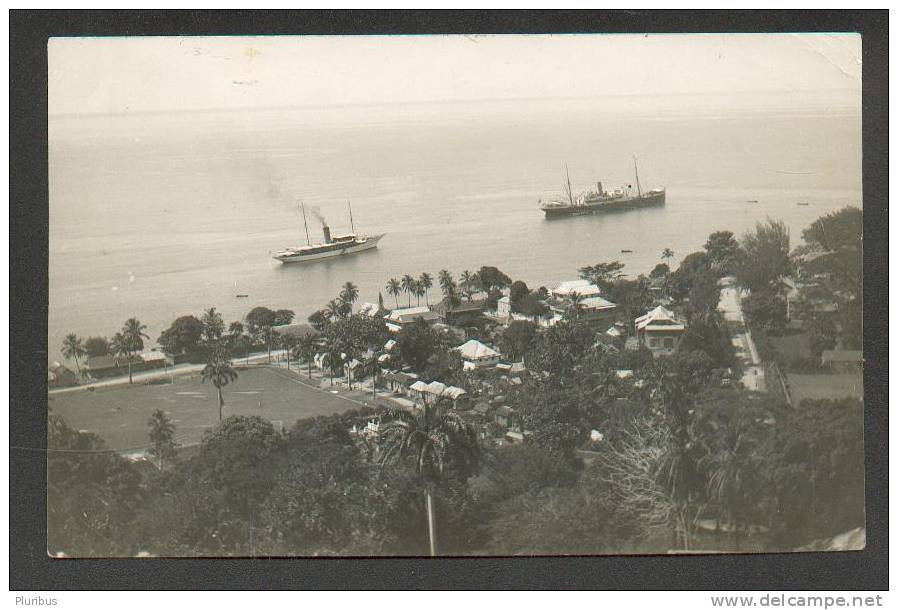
[717,277,766,392]
[48,348,290,396]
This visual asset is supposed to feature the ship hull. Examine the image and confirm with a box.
[274,234,385,263]
[543,191,666,219]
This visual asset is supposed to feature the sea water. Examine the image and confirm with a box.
[49,95,861,360]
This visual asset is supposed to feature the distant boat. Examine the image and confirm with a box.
[797,201,810,206]
[746,200,759,203]
[273,202,385,264]
[236,294,249,298]
[621,249,633,253]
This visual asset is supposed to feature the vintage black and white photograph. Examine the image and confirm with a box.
[46,33,864,558]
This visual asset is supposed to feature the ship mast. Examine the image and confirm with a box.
[564,163,575,206]
[633,156,642,198]
[300,202,311,246]
[347,201,356,234]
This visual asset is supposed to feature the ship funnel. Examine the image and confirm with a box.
[322,225,332,243]
[597,181,603,196]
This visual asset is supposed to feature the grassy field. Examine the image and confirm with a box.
[48,366,374,454]
[787,373,863,405]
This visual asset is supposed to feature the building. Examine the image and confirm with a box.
[383,371,418,395]
[821,350,863,373]
[357,302,383,318]
[547,293,618,325]
[384,306,440,333]
[635,306,687,357]
[496,296,512,319]
[48,362,78,388]
[432,298,483,326]
[455,339,501,370]
[551,279,603,299]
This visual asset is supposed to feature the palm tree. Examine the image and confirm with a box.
[325,298,346,322]
[201,354,239,422]
[418,272,433,305]
[339,281,360,313]
[358,353,382,400]
[147,409,176,471]
[201,307,225,342]
[459,270,473,301]
[378,400,480,556]
[401,274,416,307]
[662,248,675,264]
[60,333,86,376]
[293,334,318,379]
[414,280,426,306]
[567,292,586,321]
[120,318,149,384]
[386,278,402,308]
[279,334,297,371]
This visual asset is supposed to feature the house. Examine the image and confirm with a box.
[821,350,863,373]
[384,306,440,333]
[635,306,687,357]
[547,293,618,325]
[383,371,418,395]
[432,298,483,326]
[357,302,383,318]
[551,279,603,299]
[496,296,512,319]
[494,405,518,429]
[139,350,171,370]
[47,362,78,388]
[455,339,501,370]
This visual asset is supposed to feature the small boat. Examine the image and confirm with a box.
[236,294,249,298]
[746,199,759,203]
[797,202,810,206]
[621,249,633,253]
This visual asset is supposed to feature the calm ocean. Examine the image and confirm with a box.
[48,95,861,360]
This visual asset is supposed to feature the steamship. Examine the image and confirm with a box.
[272,203,385,264]
[540,158,665,219]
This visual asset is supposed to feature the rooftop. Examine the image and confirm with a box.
[635,305,686,331]
[455,339,500,361]
[551,280,603,298]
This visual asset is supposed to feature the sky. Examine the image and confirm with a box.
[48,33,862,116]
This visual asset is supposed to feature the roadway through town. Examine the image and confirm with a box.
[717,277,766,393]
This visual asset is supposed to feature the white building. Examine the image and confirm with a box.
[384,306,440,333]
[455,339,501,370]
[635,306,687,357]
[551,279,603,299]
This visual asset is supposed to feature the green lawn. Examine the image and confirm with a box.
[48,366,371,454]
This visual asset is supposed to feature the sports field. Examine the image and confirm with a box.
[48,366,372,454]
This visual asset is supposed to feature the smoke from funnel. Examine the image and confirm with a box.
[307,205,327,227]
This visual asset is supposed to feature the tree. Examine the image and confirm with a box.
[477,266,512,294]
[273,309,295,326]
[201,307,225,343]
[661,248,675,264]
[459,270,476,300]
[308,310,330,333]
[578,261,625,291]
[401,274,416,307]
[736,218,791,293]
[414,280,426,306]
[48,411,143,556]
[201,351,239,421]
[83,336,110,358]
[147,409,177,471]
[498,320,538,362]
[116,318,148,383]
[418,272,433,305]
[293,333,319,379]
[704,230,740,275]
[649,263,670,279]
[158,315,204,357]
[509,280,530,305]
[396,317,437,373]
[514,292,549,321]
[61,333,86,376]
[742,289,787,333]
[378,400,480,556]
[339,282,359,312]
[386,278,402,308]
[668,252,711,301]
[246,307,278,362]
